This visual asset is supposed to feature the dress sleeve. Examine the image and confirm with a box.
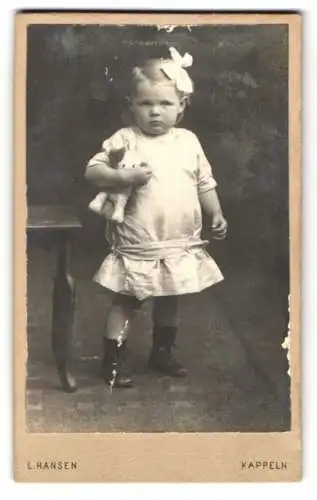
[193,134,217,194]
[86,129,128,170]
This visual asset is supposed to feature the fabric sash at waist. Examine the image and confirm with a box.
[111,239,209,261]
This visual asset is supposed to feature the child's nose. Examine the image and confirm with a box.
[150,106,160,116]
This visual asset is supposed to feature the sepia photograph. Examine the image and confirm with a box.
[15,12,301,481]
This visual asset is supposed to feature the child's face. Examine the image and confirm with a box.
[130,80,186,136]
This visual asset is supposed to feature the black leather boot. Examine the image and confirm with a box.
[102,338,133,388]
[148,325,187,377]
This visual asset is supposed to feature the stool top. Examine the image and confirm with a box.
[27,205,82,230]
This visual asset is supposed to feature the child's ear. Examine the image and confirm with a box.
[179,97,187,112]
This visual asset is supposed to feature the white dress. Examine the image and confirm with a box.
[86,126,224,300]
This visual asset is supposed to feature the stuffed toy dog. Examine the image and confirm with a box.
[88,147,144,223]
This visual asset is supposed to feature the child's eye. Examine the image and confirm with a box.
[138,100,152,106]
[136,100,174,106]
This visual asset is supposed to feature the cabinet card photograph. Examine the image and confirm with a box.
[14,12,301,482]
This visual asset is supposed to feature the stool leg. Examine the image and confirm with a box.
[51,233,77,392]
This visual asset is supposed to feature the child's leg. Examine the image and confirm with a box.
[149,295,187,377]
[104,294,141,341]
[152,296,179,327]
[102,294,142,388]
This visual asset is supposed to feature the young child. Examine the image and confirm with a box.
[85,47,227,389]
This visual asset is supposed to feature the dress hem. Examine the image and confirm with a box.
[93,275,224,300]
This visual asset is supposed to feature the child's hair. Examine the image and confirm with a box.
[130,59,193,100]
[130,48,194,99]
[123,48,194,125]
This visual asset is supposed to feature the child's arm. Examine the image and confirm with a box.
[85,162,152,191]
[85,135,152,190]
[194,132,227,240]
[199,188,227,240]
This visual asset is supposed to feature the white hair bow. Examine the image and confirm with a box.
[161,47,194,94]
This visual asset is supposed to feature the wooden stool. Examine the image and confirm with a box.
[27,206,82,392]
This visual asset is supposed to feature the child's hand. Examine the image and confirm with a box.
[119,164,152,187]
[210,213,228,240]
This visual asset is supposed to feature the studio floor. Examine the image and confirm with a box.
[26,239,290,433]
